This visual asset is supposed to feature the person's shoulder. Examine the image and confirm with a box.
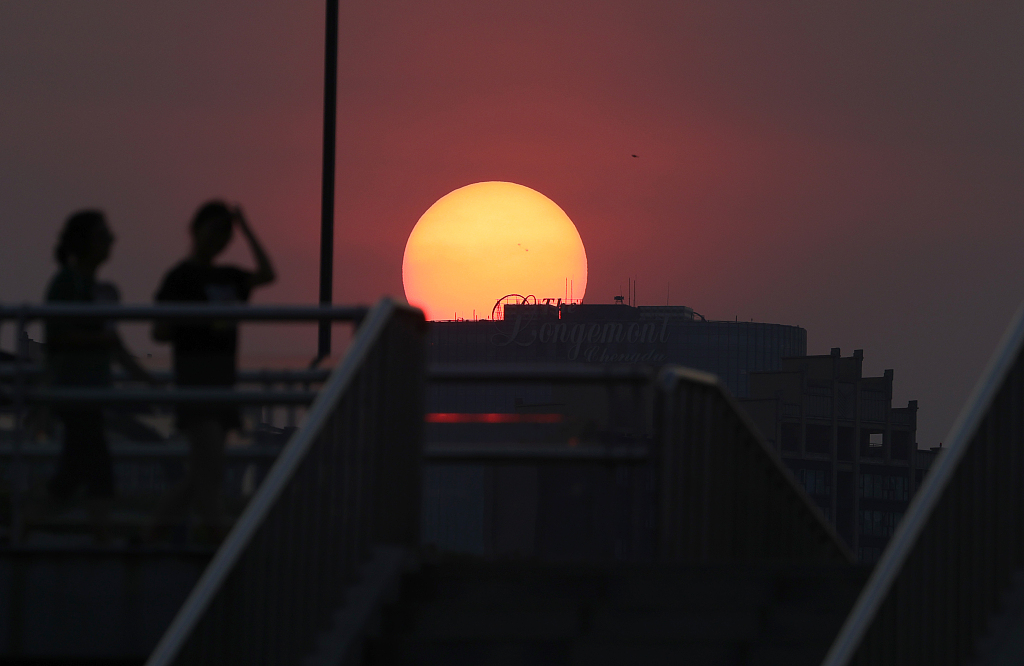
[213,265,254,285]
[94,281,120,303]
[156,260,199,300]
[46,267,85,302]
[163,260,198,280]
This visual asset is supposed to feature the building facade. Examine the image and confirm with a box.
[739,348,923,561]
[425,302,927,562]
[429,302,806,400]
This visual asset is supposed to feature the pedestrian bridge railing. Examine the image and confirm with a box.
[144,298,424,666]
[421,363,851,564]
[1,300,854,662]
[658,366,852,564]
[0,303,369,545]
[823,301,1024,666]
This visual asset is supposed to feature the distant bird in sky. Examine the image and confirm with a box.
[631,154,638,158]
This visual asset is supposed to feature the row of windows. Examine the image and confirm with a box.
[860,510,904,538]
[794,399,889,421]
[859,473,909,501]
[797,468,829,496]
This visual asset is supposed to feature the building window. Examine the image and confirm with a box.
[859,473,910,501]
[859,509,905,538]
[797,468,828,496]
[781,422,800,452]
[892,430,911,460]
[861,431,885,459]
[806,424,831,455]
[837,427,855,461]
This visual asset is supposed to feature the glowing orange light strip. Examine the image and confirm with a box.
[426,413,564,424]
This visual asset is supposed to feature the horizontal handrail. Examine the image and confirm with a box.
[427,363,655,383]
[0,303,368,322]
[0,367,332,383]
[0,543,218,557]
[822,298,1024,666]
[13,387,317,405]
[0,442,281,459]
[235,368,330,383]
[423,442,651,463]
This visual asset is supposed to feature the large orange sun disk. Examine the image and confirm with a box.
[403,182,587,321]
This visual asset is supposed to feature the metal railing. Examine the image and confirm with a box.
[0,303,366,545]
[1,301,857,658]
[421,363,851,564]
[658,366,853,564]
[822,300,1024,666]
[145,299,424,665]
[422,364,657,561]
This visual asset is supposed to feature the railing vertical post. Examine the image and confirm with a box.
[10,308,28,545]
[654,372,675,562]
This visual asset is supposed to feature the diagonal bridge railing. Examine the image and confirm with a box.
[142,299,425,665]
[823,300,1024,666]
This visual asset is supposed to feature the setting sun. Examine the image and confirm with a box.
[402,182,587,321]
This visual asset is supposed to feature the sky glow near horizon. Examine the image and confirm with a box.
[1,1,1023,448]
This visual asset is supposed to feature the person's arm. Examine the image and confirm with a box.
[233,206,276,288]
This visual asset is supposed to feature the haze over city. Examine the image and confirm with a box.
[2,1,1023,450]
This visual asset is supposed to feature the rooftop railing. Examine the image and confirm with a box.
[823,300,1024,665]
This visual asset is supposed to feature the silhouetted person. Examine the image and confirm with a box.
[44,210,152,542]
[150,201,275,542]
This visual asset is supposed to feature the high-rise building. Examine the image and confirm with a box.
[739,348,923,561]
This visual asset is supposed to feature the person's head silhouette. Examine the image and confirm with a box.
[190,201,235,263]
[55,210,114,275]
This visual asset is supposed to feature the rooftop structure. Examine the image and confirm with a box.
[429,301,806,398]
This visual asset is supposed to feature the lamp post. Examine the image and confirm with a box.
[318,0,339,360]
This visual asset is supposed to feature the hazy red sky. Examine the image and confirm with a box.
[2,1,1023,447]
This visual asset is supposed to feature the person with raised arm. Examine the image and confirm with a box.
[149,200,275,543]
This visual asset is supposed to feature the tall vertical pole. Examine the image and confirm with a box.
[318,0,339,359]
